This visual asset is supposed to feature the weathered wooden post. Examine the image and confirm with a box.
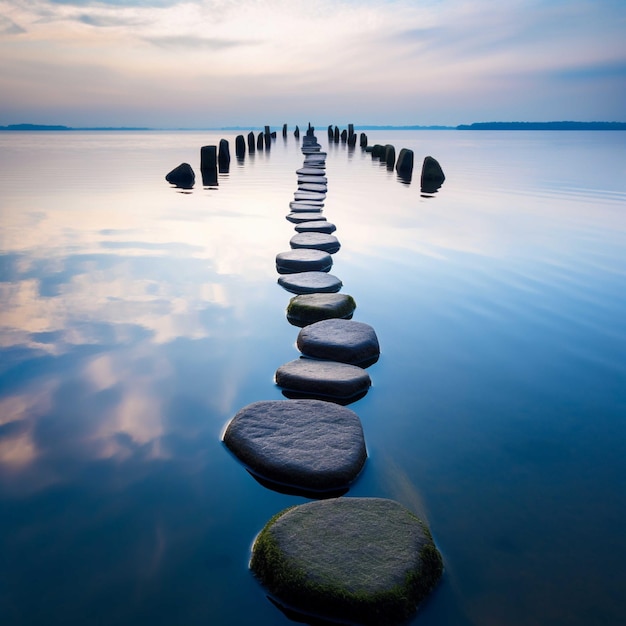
[328,125,334,140]
[340,129,347,143]
[257,132,264,150]
[334,126,340,143]
[359,132,368,148]
[218,138,230,173]
[235,134,246,159]
[294,125,300,138]
[247,131,255,153]
[200,145,218,186]
[282,123,287,138]
[264,125,271,147]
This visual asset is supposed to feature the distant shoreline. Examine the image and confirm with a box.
[1,121,625,132]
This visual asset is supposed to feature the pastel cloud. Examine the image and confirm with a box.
[0,0,624,126]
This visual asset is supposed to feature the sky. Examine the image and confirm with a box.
[0,0,624,128]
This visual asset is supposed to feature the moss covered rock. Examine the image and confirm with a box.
[251,498,443,625]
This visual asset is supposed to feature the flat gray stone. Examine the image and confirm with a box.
[276,249,333,274]
[287,293,356,327]
[286,212,327,224]
[294,221,336,234]
[290,232,340,253]
[289,203,323,213]
[304,153,326,162]
[223,399,367,492]
[294,191,326,202]
[275,357,370,400]
[297,175,328,184]
[298,183,328,193]
[251,498,443,625]
[297,319,380,366]
[296,167,326,176]
[278,272,342,294]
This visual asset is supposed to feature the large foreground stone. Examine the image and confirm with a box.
[278,272,342,294]
[294,221,336,234]
[251,498,443,625]
[223,400,366,493]
[290,232,340,254]
[286,293,356,326]
[297,319,380,366]
[276,249,333,274]
[275,358,370,400]
[165,162,195,188]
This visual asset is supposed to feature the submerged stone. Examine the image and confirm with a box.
[290,232,340,254]
[294,221,337,234]
[297,319,380,366]
[278,272,342,294]
[276,249,333,274]
[286,293,356,326]
[275,357,370,400]
[223,399,366,493]
[250,498,443,625]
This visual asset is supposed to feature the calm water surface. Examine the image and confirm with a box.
[1,130,625,625]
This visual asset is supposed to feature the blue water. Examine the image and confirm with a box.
[0,129,625,625]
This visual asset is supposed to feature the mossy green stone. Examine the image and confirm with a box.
[286,293,356,326]
[251,498,443,625]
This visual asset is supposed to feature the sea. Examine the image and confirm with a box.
[0,128,625,626]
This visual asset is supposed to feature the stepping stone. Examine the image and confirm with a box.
[294,221,336,234]
[303,150,327,157]
[275,357,370,400]
[296,167,326,176]
[304,157,326,166]
[286,212,327,224]
[289,203,323,213]
[278,272,342,294]
[276,249,333,274]
[297,319,380,366]
[250,498,443,625]
[290,232,341,254]
[294,191,326,202]
[287,293,356,326]
[297,175,328,184]
[299,183,328,193]
[223,399,367,493]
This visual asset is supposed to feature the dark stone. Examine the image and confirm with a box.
[275,357,371,400]
[396,148,414,179]
[286,212,327,224]
[290,233,340,254]
[235,135,246,159]
[277,272,342,294]
[360,132,368,147]
[276,249,333,274]
[247,131,256,153]
[384,144,396,170]
[165,162,195,188]
[294,221,336,234]
[371,144,385,158]
[297,319,380,366]
[218,138,230,173]
[421,156,445,193]
[250,498,443,625]
[223,399,367,493]
[286,293,356,326]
